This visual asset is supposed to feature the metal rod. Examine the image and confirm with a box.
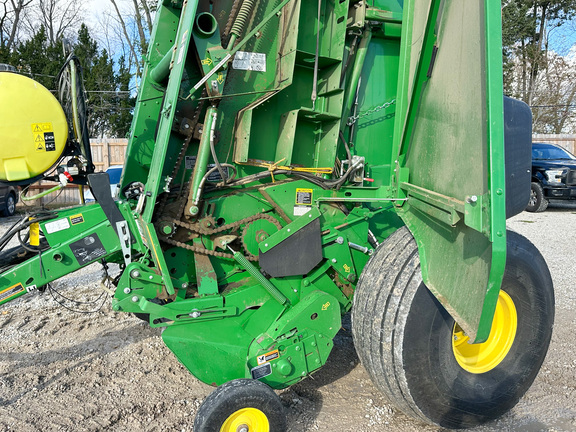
[228,247,288,305]
[188,107,218,215]
[311,0,322,110]
[343,29,372,123]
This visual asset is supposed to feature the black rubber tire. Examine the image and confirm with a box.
[194,379,287,432]
[2,192,16,217]
[526,182,548,212]
[352,227,554,428]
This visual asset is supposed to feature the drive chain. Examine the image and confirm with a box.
[172,212,282,236]
[162,237,240,261]
[161,213,283,261]
[155,91,207,218]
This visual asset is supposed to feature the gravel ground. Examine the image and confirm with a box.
[0,201,575,431]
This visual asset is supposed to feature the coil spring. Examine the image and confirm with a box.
[230,0,256,38]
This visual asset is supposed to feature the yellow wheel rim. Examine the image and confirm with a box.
[452,290,517,374]
[220,408,270,432]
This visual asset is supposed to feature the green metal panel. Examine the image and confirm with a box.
[0,0,512,393]
[392,0,506,342]
[0,205,124,306]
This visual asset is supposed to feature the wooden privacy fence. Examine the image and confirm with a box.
[18,134,576,207]
[23,139,128,206]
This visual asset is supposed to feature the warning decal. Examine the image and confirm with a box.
[45,218,70,234]
[251,363,272,380]
[44,132,56,151]
[257,349,280,366]
[0,283,25,303]
[31,123,55,152]
[31,123,53,133]
[233,51,267,72]
[294,188,313,216]
[296,189,313,206]
[70,214,85,225]
[70,234,107,266]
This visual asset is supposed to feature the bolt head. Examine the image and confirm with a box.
[190,311,202,318]
[331,258,337,263]
[130,270,141,279]
[237,426,249,432]
[131,296,139,303]
[123,287,131,294]
[336,236,344,245]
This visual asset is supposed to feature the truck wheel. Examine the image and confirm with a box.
[352,227,554,428]
[2,192,16,217]
[526,182,548,212]
[194,379,286,432]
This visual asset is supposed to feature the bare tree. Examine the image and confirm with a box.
[105,0,156,82]
[29,0,85,44]
[108,0,142,79]
[0,0,34,51]
[530,51,576,133]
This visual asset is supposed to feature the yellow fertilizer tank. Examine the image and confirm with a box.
[0,72,68,182]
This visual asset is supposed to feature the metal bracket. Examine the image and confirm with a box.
[116,221,132,266]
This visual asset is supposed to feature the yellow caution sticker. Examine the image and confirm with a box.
[70,214,85,225]
[32,123,56,152]
[0,283,25,303]
[295,188,313,206]
[294,188,313,216]
[31,123,53,133]
[257,349,280,365]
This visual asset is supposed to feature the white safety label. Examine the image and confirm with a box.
[233,51,267,72]
[294,206,312,216]
[45,218,71,234]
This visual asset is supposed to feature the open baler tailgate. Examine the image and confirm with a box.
[392,0,507,342]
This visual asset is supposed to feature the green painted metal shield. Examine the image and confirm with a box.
[392,0,506,342]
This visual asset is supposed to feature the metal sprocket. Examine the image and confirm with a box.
[241,218,282,259]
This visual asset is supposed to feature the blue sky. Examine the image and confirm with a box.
[548,21,576,57]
